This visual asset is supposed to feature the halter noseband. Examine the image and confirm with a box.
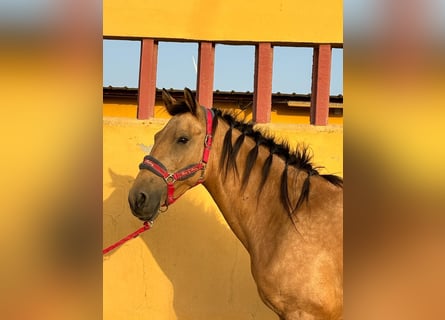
[138,107,214,208]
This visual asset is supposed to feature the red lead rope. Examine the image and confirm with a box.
[103,222,151,255]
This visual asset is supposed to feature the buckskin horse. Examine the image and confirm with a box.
[128,88,343,320]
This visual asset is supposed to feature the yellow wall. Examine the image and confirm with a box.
[103,0,343,44]
[103,98,343,125]
[103,117,343,320]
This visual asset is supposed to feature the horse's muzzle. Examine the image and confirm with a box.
[128,187,162,222]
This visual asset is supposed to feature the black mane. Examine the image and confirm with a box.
[211,108,343,216]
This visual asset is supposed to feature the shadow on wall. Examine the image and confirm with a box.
[103,169,276,320]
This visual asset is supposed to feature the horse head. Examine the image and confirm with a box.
[128,88,213,222]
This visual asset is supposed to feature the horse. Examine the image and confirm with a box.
[128,88,343,320]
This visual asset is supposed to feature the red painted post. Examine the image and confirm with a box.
[137,39,158,119]
[310,44,332,125]
[196,42,215,108]
[253,43,273,123]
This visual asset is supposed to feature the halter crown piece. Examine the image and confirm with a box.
[138,107,214,208]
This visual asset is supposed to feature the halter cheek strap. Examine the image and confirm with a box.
[139,107,214,207]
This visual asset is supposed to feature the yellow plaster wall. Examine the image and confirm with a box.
[103,99,343,125]
[103,117,342,320]
[103,0,343,44]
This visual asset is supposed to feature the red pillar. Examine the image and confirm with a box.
[196,42,215,108]
[310,44,332,125]
[253,43,273,123]
[137,39,158,119]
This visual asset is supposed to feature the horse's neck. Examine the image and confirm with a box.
[203,121,295,252]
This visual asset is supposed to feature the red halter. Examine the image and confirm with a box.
[138,108,214,207]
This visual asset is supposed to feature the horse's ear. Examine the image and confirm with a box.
[183,87,200,116]
[162,89,177,114]
[108,168,119,182]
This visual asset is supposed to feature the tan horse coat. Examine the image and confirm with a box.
[129,89,343,320]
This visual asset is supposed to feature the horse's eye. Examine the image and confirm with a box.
[177,137,189,144]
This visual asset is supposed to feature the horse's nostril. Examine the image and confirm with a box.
[135,192,147,210]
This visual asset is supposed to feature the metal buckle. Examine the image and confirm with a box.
[165,174,176,184]
[204,134,212,148]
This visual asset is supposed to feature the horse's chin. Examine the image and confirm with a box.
[137,207,161,223]
[131,200,161,222]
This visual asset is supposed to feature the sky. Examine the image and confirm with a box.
[103,40,343,95]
